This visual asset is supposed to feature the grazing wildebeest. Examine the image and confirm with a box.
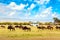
[47,25,53,30]
[15,25,23,29]
[36,25,46,30]
[7,25,15,31]
[0,25,5,28]
[21,26,31,31]
[15,25,19,28]
[55,26,60,29]
[41,26,46,30]
[18,25,23,28]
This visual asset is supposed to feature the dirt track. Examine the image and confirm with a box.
[0,37,60,40]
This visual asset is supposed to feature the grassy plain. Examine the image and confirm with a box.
[0,25,60,40]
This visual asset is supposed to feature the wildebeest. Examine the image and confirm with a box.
[21,26,31,31]
[7,25,15,31]
[55,26,60,29]
[19,25,23,28]
[46,25,53,30]
[0,25,5,28]
[15,25,23,29]
[15,25,19,28]
[36,25,46,30]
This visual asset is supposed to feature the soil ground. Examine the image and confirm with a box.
[0,37,60,40]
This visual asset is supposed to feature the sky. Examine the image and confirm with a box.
[0,0,60,22]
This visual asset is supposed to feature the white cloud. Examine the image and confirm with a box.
[0,7,5,14]
[0,1,59,22]
[42,7,52,14]
[35,6,52,18]
[24,3,35,17]
[25,12,31,17]
[0,3,16,16]
[24,3,35,18]
[0,2,35,18]
[34,0,50,4]
[7,2,28,10]
[0,2,28,17]
[35,14,39,18]
[6,2,29,16]
[0,3,12,15]
[52,12,58,17]
[9,11,16,16]
[28,3,36,10]
[24,12,31,19]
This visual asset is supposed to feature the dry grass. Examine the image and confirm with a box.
[0,25,60,40]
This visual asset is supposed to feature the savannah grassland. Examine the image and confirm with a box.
[0,25,60,40]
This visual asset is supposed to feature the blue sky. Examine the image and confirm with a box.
[0,0,60,22]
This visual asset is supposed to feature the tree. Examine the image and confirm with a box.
[53,17,60,25]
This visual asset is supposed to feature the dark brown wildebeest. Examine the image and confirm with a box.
[0,25,5,28]
[21,26,31,31]
[7,25,15,31]
[36,25,46,30]
[55,26,60,29]
[15,25,19,28]
[41,26,46,30]
[46,25,53,30]
[18,25,23,28]
[15,25,23,28]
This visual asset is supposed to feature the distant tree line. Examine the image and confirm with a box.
[0,22,30,25]
[0,17,60,25]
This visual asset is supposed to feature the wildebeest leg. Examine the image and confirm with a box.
[24,30,27,32]
[51,27,53,30]
[24,29,30,32]
[12,28,15,31]
[25,29,28,32]
[27,28,31,32]
[10,29,11,31]
[41,28,43,30]
[29,29,31,31]
[41,27,44,30]
[50,27,53,30]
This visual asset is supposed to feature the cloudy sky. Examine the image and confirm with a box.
[0,0,60,22]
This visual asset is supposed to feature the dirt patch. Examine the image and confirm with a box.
[0,37,60,40]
